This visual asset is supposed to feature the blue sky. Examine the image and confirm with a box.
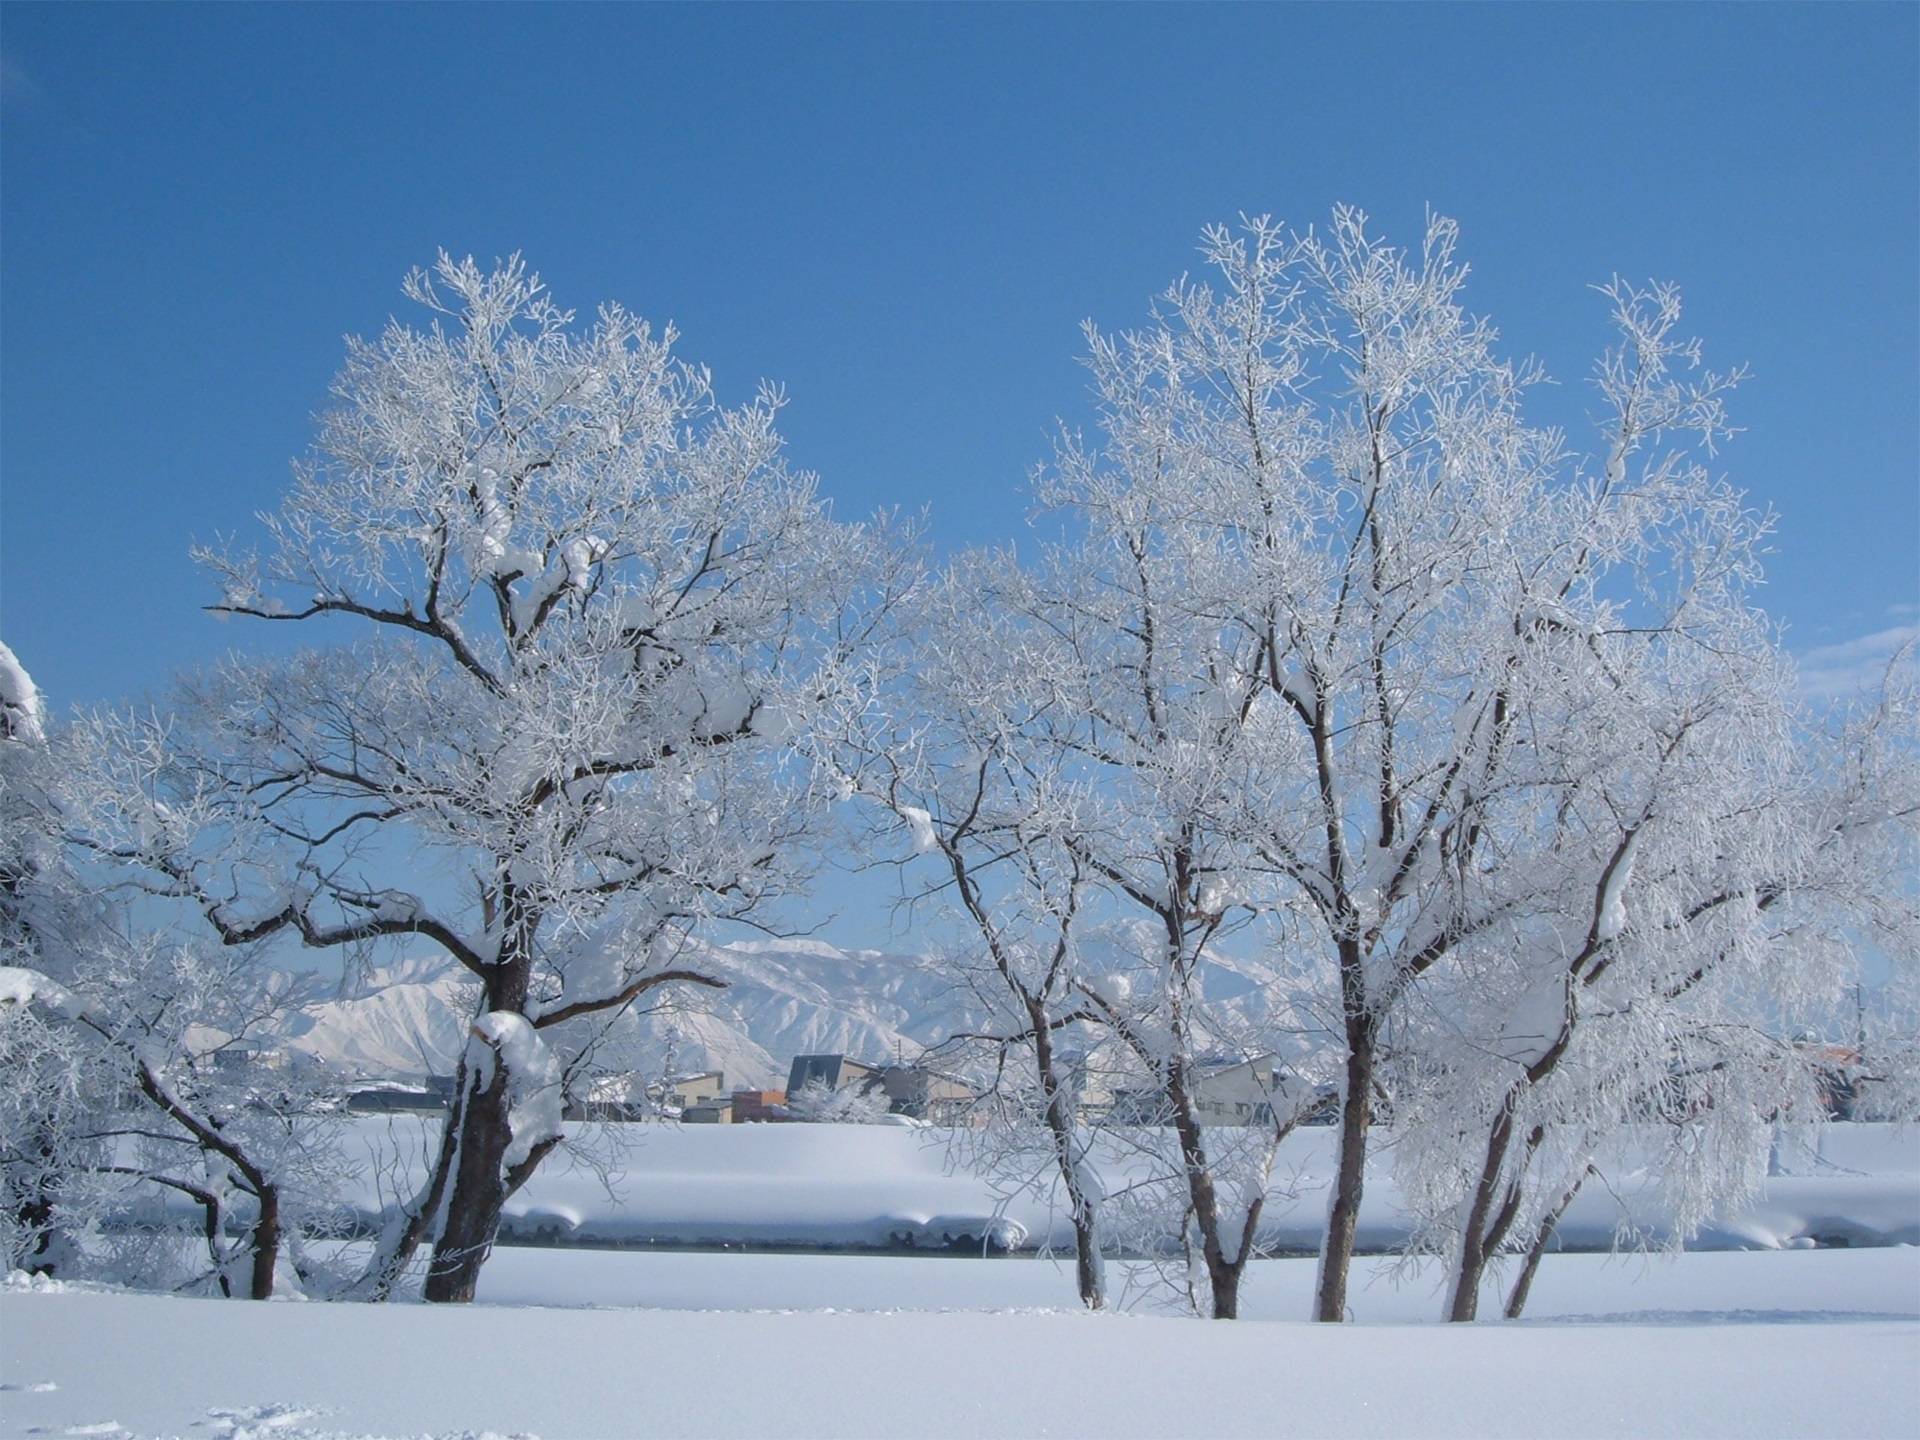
[2,3,1916,945]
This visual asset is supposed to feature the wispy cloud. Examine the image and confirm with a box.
[1796,624,1919,703]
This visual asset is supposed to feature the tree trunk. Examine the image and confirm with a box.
[1313,1026,1374,1321]
[1447,1224,1489,1321]
[1034,1015,1104,1310]
[423,927,537,1305]
[1504,1166,1590,1320]
[1070,1199,1104,1313]
[422,1046,514,1303]
[1207,1252,1243,1320]
[1166,1063,1243,1320]
[1053,1139,1105,1312]
[353,1055,467,1301]
[1446,1103,1521,1322]
[1502,1222,1549,1322]
[246,1184,281,1301]
[15,1126,62,1276]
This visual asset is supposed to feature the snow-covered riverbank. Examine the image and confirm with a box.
[327,1117,1920,1253]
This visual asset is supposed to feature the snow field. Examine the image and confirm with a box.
[2,1249,1916,1440]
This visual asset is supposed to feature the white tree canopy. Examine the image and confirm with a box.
[69,253,916,1302]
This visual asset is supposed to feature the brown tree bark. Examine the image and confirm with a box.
[1165,1058,1264,1320]
[1447,1103,1524,1322]
[1504,1166,1591,1320]
[353,1054,467,1301]
[246,1184,282,1301]
[423,927,533,1305]
[422,1055,513,1304]
[14,1126,62,1276]
[1033,1013,1104,1310]
[1314,1023,1374,1321]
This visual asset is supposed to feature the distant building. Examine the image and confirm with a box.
[1109,1054,1296,1127]
[680,1097,734,1124]
[786,1054,882,1097]
[661,1071,727,1108]
[569,1069,729,1122]
[730,1089,787,1123]
[878,1065,976,1124]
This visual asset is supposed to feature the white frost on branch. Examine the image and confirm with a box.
[1494,972,1570,1069]
[1196,873,1244,915]
[1080,971,1133,1007]
[690,676,756,740]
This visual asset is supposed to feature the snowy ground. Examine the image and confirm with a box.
[4,1248,1917,1439]
[16,1124,1915,1437]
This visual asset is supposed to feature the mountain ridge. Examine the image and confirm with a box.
[264,939,987,1090]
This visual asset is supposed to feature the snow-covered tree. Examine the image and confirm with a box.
[0,943,346,1300]
[785,1076,893,1124]
[1855,957,1920,1124]
[824,556,1114,1308]
[1377,319,1920,1321]
[82,255,910,1302]
[1013,209,1894,1323]
[0,642,144,1281]
[0,640,72,1271]
[982,393,1343,1319]
[1,645,342,1298]
[0,642,45,746]
[1388,685,1877,1319]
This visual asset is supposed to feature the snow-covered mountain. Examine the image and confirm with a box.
[266,940,990,1090]
[270,954,478,1081]
[262,928,1317,1092]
